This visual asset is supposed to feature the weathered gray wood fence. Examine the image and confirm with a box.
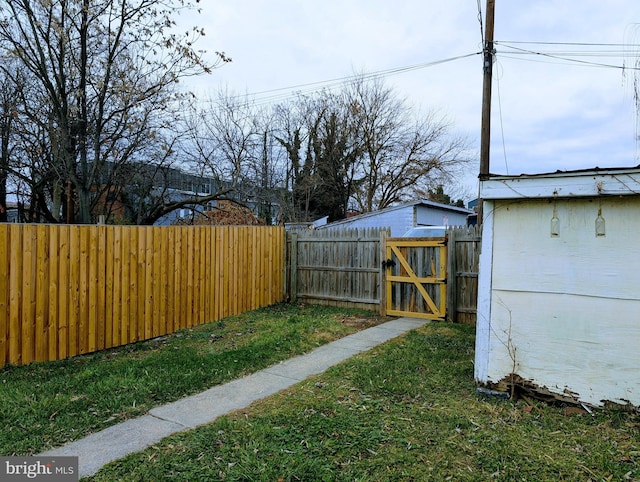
[286,225,481,323]
[286,227,388,311]
[446,225,482,324]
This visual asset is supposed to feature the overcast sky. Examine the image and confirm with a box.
[178,1,640,198]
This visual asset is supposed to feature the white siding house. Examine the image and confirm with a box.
[476,167,640,408]
[320,200,473,237]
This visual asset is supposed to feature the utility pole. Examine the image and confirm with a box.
[477,0,495,225]
[479,0,495,179]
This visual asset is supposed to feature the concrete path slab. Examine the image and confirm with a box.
[40,416,185,478]
[149,371,297,428]
[263,344,360,380]
[329,334,380,352]
[39,317,428,478]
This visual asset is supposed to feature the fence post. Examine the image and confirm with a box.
[289,232,298,303]
[379,230,388,316]
[446,227,457,323]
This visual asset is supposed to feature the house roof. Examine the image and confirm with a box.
[485,165,640,179]
[320,199,473,229]
[480,165,640,200]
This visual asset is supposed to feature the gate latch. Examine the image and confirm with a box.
[382,258,396,269]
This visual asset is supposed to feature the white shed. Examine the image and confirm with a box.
[476,167,640,408]
[320,200,473,237]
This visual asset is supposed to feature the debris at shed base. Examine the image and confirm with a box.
[479,375,640,413]
[482,373,585,406]
[476,387,510,399]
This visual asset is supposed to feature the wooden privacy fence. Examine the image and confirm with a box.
[287,225,481,323]
[0,224,285,367]
[286,227,388,310]
[446,225,481,324]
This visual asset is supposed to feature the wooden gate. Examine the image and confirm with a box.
[383,237,447,320]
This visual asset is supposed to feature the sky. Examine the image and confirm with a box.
[176,1,640,199]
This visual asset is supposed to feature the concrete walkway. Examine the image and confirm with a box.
[40,317,428,478]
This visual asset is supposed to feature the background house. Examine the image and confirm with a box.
[318,200,473,236]
[475,167,640,408]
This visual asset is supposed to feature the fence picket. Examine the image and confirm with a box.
[78,227,89,355]
[57,226,69,360]
[35,225,49,362]
[0,226,6,366]
[47,226,58,361]
[22,226,36,364]
[120,227,129,345]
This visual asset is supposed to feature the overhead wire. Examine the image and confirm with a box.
[490,39,640,168]
[196,40,640,111]
[477,3,511,174]
[494,60,509,174]
[496,40,640,47]
[494,41,640,71]
[492,39,640,167]
[183,35,640,167]
[476,0,484,44]
[233,52,481,107]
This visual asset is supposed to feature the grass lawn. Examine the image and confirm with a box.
[86,319,640,481]
[0,303,389,456]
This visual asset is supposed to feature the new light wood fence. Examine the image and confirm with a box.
[0,224,285,367]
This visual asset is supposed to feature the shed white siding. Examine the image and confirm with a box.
[476,169,640,408]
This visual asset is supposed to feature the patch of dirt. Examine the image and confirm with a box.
[338,315,389,329]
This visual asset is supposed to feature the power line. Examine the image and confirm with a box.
[497,54,622,70]
[495,42,640,70]
[496,40,640,47]
[476,0,484,45]
[495,63,509,175]
[194,38,640,110]
[232,52,482,107]
[185,37,640,117]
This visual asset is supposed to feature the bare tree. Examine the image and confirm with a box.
[345,76,471,212]
[184,90,294,225]
[270,78,471,220]
[272,100,308,221]
[0,0,228,223]
[623,24,640,151]
[251,108,289,224]
[199,90,260,188]
[0,68,20,222]
[175,77,471,225]
[272,92,362,222]
[0,62,58,222]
